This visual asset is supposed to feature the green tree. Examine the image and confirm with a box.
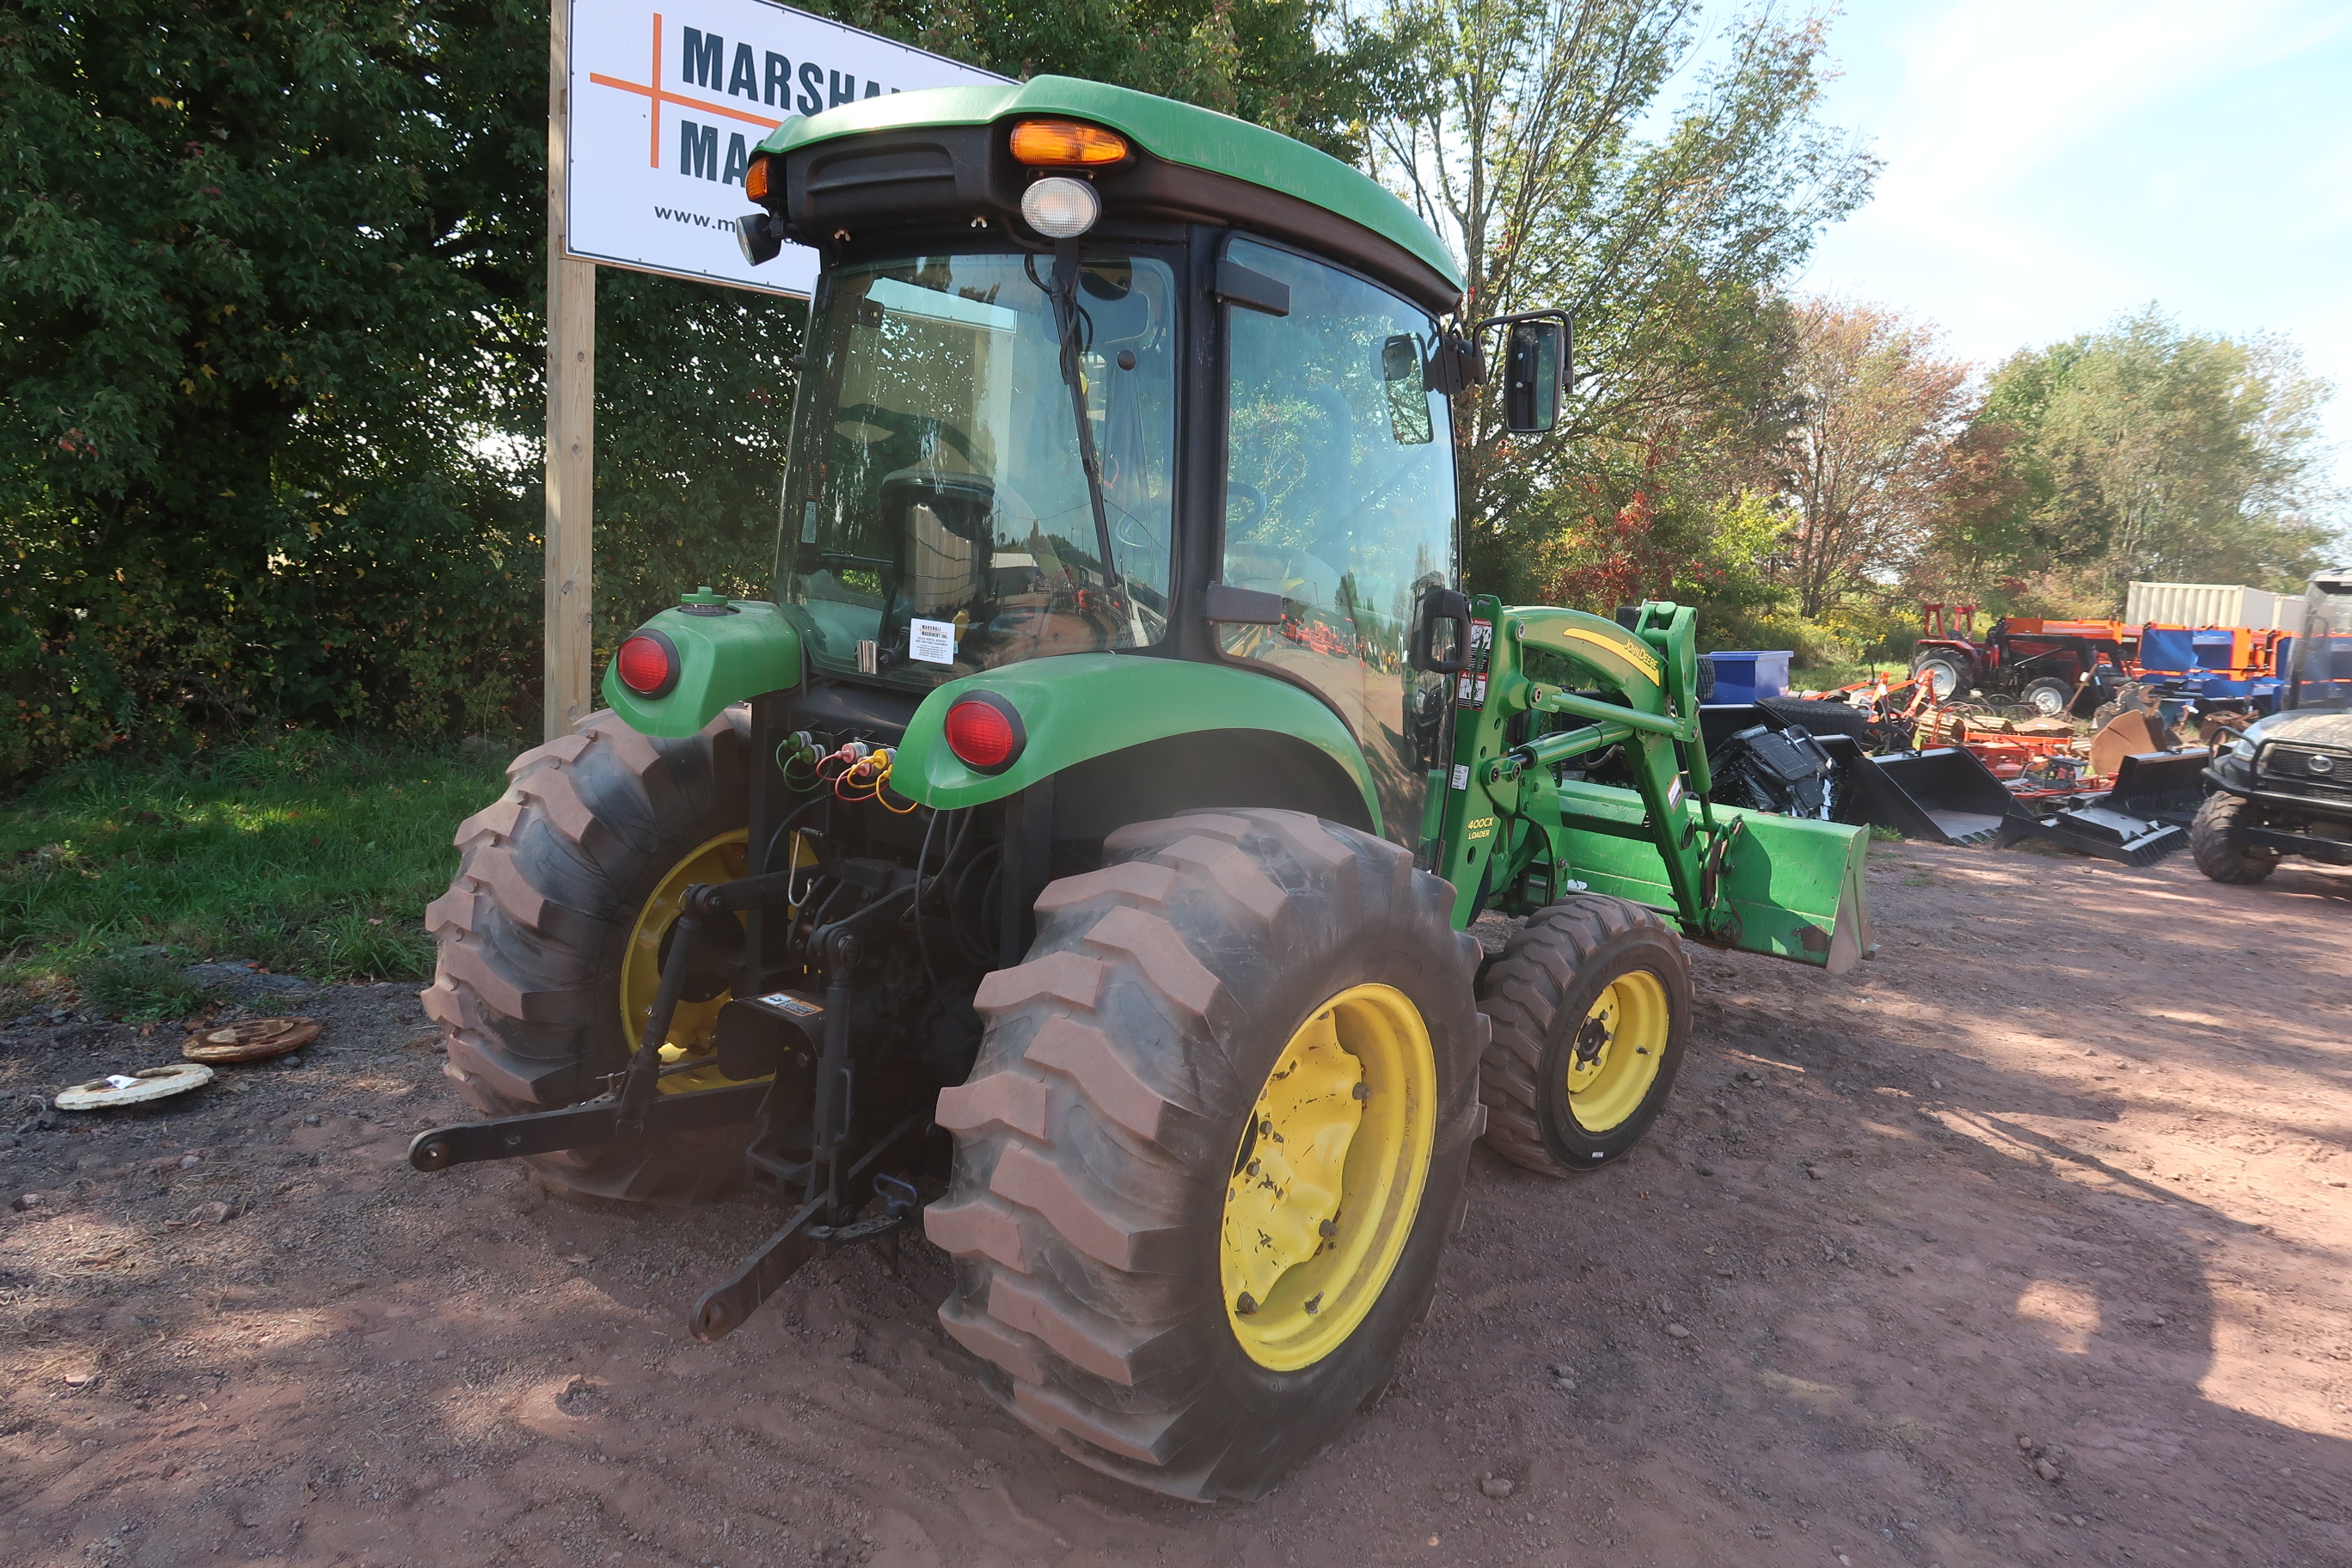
[0,0,548,771]
[1,0,1400,774]
[1770,299,1970,617]
[1935,307,2339,612]
[1363,0,1875,600]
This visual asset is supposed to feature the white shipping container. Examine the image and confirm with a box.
[2125,581,2305,630]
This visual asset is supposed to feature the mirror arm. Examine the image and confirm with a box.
[1466,307,1572,341]
[1467,308,1574,389]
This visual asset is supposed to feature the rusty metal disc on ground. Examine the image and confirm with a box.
[182,1016,319,1064]
[54,1063,215,1111]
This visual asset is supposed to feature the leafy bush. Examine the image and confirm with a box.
[1,0,1406,780]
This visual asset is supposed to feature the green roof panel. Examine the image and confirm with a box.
[755,75,1461,292]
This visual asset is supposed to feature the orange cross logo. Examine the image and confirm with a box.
[589,12,782,168]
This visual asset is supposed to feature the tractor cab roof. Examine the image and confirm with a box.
[754,75,1463,314]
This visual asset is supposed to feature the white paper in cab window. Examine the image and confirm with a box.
[910,618,958,665]
[867,277,1020,334]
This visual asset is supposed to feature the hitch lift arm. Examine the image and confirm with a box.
[408,855,934,1339]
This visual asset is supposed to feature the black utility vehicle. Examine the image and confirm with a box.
[2193,568,2352,883]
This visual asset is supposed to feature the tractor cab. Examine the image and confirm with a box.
[747,81,1521,846]
[2288,568,2352,710]
[773,236,1466,838]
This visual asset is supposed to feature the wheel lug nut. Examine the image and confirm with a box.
[1234,1293,1258,1315]
[1351,1082,1369,1101]
[1318,1219,1336,1237]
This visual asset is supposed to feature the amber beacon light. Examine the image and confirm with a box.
[1008,119,1129,167]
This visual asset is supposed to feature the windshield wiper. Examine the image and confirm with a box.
[1044,242,1124,608]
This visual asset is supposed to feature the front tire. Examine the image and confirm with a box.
[2190,793,2280,885]
[1476,896,1693,1175]
[420,708,759,1204]
[925,809,1481,1501]
[2019,677,2072,718]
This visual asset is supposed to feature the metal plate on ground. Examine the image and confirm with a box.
[55,1063,215,1111]
[182,1017,318,1063]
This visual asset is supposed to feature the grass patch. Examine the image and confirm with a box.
[75,949,217,1022]
[2,732,511,1011]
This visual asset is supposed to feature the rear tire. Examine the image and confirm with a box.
[1910,650,1972,703]
[2190,793,2280,885]
[925,808,1481,1501]
[420,707,758,1204]
[1475,896,1692,1175]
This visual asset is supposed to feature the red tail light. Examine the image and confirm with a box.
[615,630,679,697]
[943,693,1024,773]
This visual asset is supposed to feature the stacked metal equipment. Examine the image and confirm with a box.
[1700,686,2197,866]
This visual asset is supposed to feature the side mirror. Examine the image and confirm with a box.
[1504,319,1567,433]
[1411,588,1474,674]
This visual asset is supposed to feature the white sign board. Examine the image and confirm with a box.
[565,0,1007,297]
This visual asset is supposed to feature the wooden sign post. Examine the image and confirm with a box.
[544,0,596,741]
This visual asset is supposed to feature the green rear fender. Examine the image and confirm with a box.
[600,600,803,738]
[891,653,1382,829]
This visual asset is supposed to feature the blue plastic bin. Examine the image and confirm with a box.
[1704,650,1792,703]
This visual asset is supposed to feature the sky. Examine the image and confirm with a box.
[1786,0,2352,503]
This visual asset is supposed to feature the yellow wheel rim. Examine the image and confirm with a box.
[1221,983,1436,1372]
[1563,970,1669,1132]
[619,828,751,1093]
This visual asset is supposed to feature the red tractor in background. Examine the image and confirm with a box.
[1908,603,2133,716]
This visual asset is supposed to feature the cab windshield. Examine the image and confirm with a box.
[2297,586,2352,708]
[776,250,1177,684]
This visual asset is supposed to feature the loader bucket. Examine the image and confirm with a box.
[2108,748,2212,824]
[1836,745,2017,846]
[1548,783,1874,973]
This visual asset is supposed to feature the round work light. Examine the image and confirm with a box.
[1020,176,1100,239]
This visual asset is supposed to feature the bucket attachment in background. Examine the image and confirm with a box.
[1836,745,2017,846]
[2089,710,2170,776]
[1998,803,2186,867]
[1994,746,2207,867]
[2108,749,2212,825]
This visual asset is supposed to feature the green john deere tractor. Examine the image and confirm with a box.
[414,76,1872,1500]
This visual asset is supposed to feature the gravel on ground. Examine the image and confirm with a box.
[1,839,2346,1567]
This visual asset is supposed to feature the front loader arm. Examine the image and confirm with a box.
[1436,597,1871,973]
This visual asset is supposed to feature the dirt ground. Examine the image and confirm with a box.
[2,837,2347,1568]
